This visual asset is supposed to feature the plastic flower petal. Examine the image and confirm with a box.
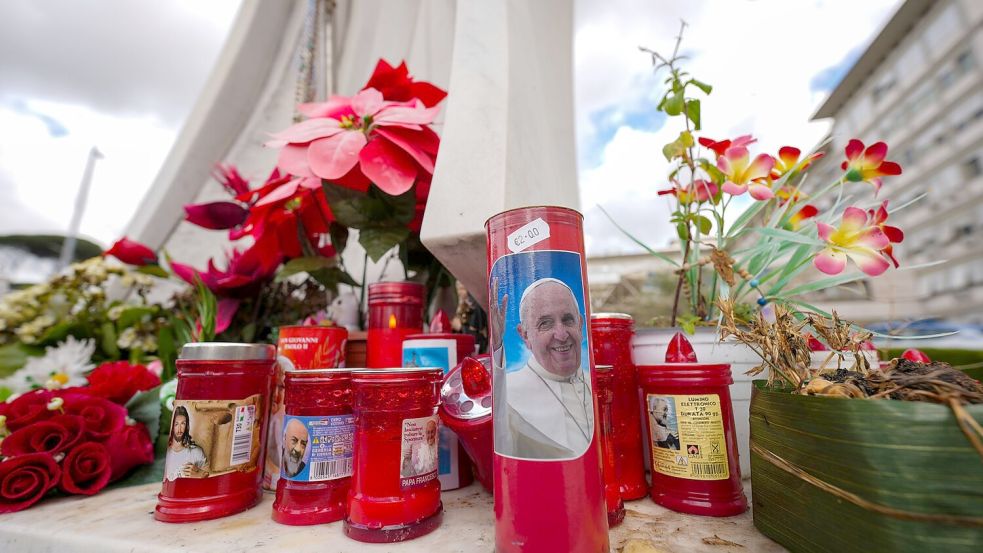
[183,202,248,230]
[658,179,718,205]
[771,146,824,179]
[840,139,902,193]
[699,135,756,158]
[717,146,775,200]
[814,207,891,276]
[867,200,904,267]
[103,238,157,266]
[786,204,819,231]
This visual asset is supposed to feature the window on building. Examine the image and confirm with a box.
[963,156,983,178]
[956,50,974,74]
[924,4,961,53]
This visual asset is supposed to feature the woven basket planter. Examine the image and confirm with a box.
[749,380,983,553]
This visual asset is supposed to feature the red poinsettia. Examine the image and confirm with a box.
[169,244,281,299]
[363,59,447,107]
[104,238,157,266]
[82,361,161,405]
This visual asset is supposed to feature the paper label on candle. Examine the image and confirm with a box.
[399,415,439,489]
[279,414,355,482]
[507,217,551,253]
[488,250,595,461]
[163,394,264,481]
[403,339,462,488]
[645,393,729,481]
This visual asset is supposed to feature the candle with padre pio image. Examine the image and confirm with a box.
[366,282,424,368]
[485,206,609,553]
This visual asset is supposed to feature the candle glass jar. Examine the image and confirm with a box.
[345,368,444,543]
[591,313,648,500]
[272,369,354,525]
[366,282,424,368]
[595,365,625,527]
[155,343,276,523]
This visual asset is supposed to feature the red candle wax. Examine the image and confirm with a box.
[272,368,353,525]
[595,364,625,526]
[345,367,443,543]
[590,313,648,500]
[155,343,276,523]
[637,332,747,517]
[366,282,424,368]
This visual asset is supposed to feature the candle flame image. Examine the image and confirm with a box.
[389,313,397,329]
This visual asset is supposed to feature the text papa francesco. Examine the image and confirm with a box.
[401,471,437,487]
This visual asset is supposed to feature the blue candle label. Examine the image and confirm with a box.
[646,393,729,481]
[403,339,461,489]
[488,250,595,461]
[399,415,439,489]
[164,394,263,481]
[279,414,355,482]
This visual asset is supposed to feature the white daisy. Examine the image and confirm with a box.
[2,336,96,395]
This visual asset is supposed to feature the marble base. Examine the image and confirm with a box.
[0,481,785,552]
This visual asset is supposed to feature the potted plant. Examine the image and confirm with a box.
[608,26,911,473]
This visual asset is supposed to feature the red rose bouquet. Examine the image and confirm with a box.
[0,361,159,513]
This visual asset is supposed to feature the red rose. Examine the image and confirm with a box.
[61,394,126,441]
[103,423,155,482]
[1,415,86,457]
[0,453,61,513]
[58,442,112,495]
[83,361,161,405]
[3,390,56,431]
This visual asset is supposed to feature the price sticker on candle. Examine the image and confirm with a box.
[507,218,551,253]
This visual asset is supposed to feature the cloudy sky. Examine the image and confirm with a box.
[0,0,900,257]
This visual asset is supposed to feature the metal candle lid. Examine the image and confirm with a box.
[591,313,633,321]
[441,355,492,420]
[179,342,276,361]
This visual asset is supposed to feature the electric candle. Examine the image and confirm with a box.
[637,332,747,517]
[590,312,648,500]
[366,282,424,368]
[155,343,276,523]
[345,367,443,543]
[272,368,353,525]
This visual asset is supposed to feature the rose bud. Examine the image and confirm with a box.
[1,414,86,457]
[0,453,61,513]
[58,442,113,496]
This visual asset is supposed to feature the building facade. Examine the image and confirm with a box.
[808,0,983,325]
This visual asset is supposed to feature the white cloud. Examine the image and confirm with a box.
[576,0,901,256]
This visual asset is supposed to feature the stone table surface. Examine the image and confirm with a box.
[0,481,786,552]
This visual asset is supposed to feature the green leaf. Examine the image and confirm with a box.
[755,227,824,247]
[117,306,156,328]
[126,385,163,439]
[329,222,349,255]
[779,272,868,297]
[359,227,410,262]
[676,222,690,241]
[662,130,694,161]
[689,78,712,95]
[685,99,701,130]
[370,185,416,226]
[596,206,679,267]
[156,326,177,382]
[276,256,336,282]
[0,343,43,378]
[310,266,360,293]
[664,91,684,116]
[694,214,712,235]
[137,265,170,278]
[100,321,120,359]
[0,387,12,402]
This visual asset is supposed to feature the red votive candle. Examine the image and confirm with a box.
[637,332,747,517]
[486,206,608,553]
[591,313,648,500]
[439,355,494,492]
[367,282,425,368]
[595,364,625,527]
[155,343,276,523]
[265,325,348,491]
[272,368,354,525]
[345,367,444,542]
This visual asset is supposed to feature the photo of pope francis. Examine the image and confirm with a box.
[492,277,594,460]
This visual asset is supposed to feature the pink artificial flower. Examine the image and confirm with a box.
[698,135,756,158]
[786,204,819,231]
[268,87,441,196]
[814,207,891,276]
[718,147,776,200]
[867,200,904,267]
[657,179,719,205]
[840,139,902,194]
[771,146,824,179]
